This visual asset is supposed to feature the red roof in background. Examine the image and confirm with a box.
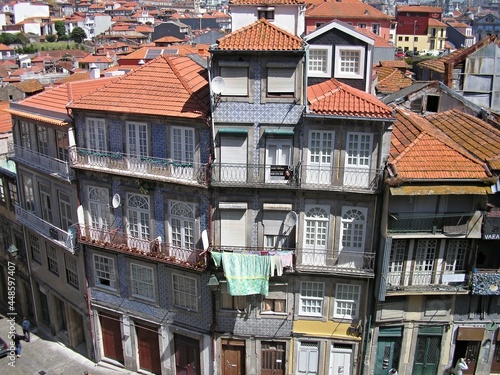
[396,5,442,13]
[230,0,304,4]
[306,0,393,20]
[307,78,394,118]
[69,55,209,119]
[428,18,447,27]
[0,101,12,133]
[356,28,393,47]
[215,18,304,51]
[375,66,413,94]
[0,43,14,51]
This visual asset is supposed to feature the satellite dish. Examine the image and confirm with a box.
[202,229,209,251]
[211,76,225,95]
[112,193,121,208]
[284,211,298,228]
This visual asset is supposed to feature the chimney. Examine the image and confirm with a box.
[89,63,100,79]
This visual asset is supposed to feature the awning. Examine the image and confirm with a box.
[218,128,248,134]
[456,327,485,341]
[390,185,491,196]
[264,129,294,135]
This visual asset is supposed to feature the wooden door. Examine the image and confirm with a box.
[222,340,245,375]
[261,341,285,375]
[412,335,441,375]
[136,322,161,374]
[100,312,124,364]
[175,335,200,375]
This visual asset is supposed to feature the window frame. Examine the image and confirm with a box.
[308,45,332,78]
[299,281,324,317]
[85,117,107,152]
[46,245,59,276]
[126,121,149,158]
[220,64,249,97]
[334,45,365,80]
[266,66,296,97]
[93,253,117,291]
[333,283,361,319]
[172,273,198,312]
[30,232,41,264]
[65,254,79,289]
[169,200,195,250]
[340,206,367,251]
[260,283,288,316]
[130,262,156,302]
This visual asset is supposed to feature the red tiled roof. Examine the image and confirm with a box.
[78,55,114,63]
[69,55,209,119]
[391,108,490,179]
[0,101,12,133]
[356,28,393,47]
[417,48,463,73]
[426,109,500,170]
[230,0,304,4]
[396,5,442,13]
[375,67,413,94]
[153,36,183,44]
[307,78,394,118]
[0,43,14,51]
[12,79,44,93]
[380,60,409,68]
[215,18,304,51]
[428,18,446,27]
[306,0,393,20]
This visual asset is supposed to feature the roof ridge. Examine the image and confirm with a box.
[392,131,426,165]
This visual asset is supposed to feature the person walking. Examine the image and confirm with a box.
[21,317,31,342]
[12,330,25,358]
[453,358,469,375]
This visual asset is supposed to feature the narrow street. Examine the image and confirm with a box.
[0,312,132,375]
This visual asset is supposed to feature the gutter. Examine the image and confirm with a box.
[304,114,394,122]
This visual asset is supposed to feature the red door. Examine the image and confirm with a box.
[222,340,245,375]
[100,312,124,364]
[136,322,161,374]
[175,334,200,375]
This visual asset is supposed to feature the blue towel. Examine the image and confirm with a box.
[221,252,271,296]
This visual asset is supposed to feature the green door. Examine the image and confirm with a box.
[412,335,441,375]
[374,337,401,375]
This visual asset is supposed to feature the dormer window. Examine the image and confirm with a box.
[308,45,332,78]
[334,46,365,80]
[258,7,274,21]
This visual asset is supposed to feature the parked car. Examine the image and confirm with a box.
[395,49,405,58]
[405,50,415,57]
[0,337,9,357]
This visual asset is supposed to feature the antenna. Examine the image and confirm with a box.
[112,193,121,208]
[284,211,298,229]
[211,76,225,95]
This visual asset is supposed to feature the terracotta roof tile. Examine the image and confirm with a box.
[426,109,500,170]
[380,60,409,68]
[417,48,463,73]
[215,18,304,51]
[306,0,393,20]
[230,0,304,4]
[356,28,393,47]
[69,55,209,119]
[428,18,447,27]
[0,101,12,133]
[307,78,394,118]
[375,67,413,94]
[396,5,442,13]
[0,43,14,51]
[12,79,44,93]
[391,108,490,179]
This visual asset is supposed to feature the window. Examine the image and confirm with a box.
[426,95,440,112]
[303,206,329,266]
[308,45,332,78]
[335,46,365,79]
[345,132,372,187]
[445,239,467,272]
[126,121,148,157]
[37,126,49,155]
[171,127,194,165]
[130,263,155,301]
[334,284,360,319]
[258,8,274,20]
[23,175,34,211]
[0,179,5,204]
[170,201,195,249]
[39,183,53,223]
[56,131,69,161]
[261,284,287,314]
[265,138,293,182]
[85,118,106,151]
[358,23,366,28]
[307,131,334,184]
[65,254,79,289]
[127,193,150,241]
[47,245,59,276]
[58,191,72,231]
[413,239,437,285]
[7,181,17,211]
[172,274,198,311]
[267,67,295,96]
[404,36,409,42]
[220,206,247,247]
[93,254,116,289]
[30,233,41,264]
[222,283,246,311]
[88,186,110,230]
[315,22,325,29]
[220,65,248,96]
[398,36,403,41]
[388,239,406,285]
[372,24,380,35]
[299,281,324,316]
[340,207,367,251]
[20,121,31,149]
[414,37,418,41]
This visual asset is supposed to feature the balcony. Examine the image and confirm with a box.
[296,250,376,277]
[387,211,481,235]
[211,163,382,192]
[471,269,500,295]
[69,147,208,187]
[8,143,75,181]
[78,225,206,270]
[386,270,469,294]
[15,206,76,254]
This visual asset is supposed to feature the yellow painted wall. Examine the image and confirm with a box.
[293,320,362,340]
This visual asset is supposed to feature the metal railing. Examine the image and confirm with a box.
[8,143,74,181]
[387,212,475,234]
[15,206,76,253]
[386,270,468,292]
[297,250,376,274]
[79,225,205,269]
[211,163,382,192]
[69,147,208,186]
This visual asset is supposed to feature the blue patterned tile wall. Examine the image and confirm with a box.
[214,102,304,124]
[151,123,167,159]
[109,119,123,153]
[199,128,211,164]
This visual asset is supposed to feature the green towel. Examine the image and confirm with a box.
[211,251,222,267]
[221,252,271,296]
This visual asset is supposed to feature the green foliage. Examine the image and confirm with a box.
[45,34,56,43]
[0,33,29,45]
[55,21,66,38]
[69,27,86,43]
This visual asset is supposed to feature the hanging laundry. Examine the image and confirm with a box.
[211,251,222,267]
[270,255,282,277]
[221,252,271,296]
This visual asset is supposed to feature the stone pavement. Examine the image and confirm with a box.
[0,312,133,375]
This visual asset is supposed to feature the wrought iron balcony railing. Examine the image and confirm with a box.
[69,147,208,186]
[79,225,206,270]
[387,211,477,234]
[15,206,76,254]
[211,163,382,192]
[386,270,468,293]
[8,143,74,181]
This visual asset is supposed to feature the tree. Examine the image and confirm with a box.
[55,21,66,38]
[70,27,86,43]
[45,34,56,42]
